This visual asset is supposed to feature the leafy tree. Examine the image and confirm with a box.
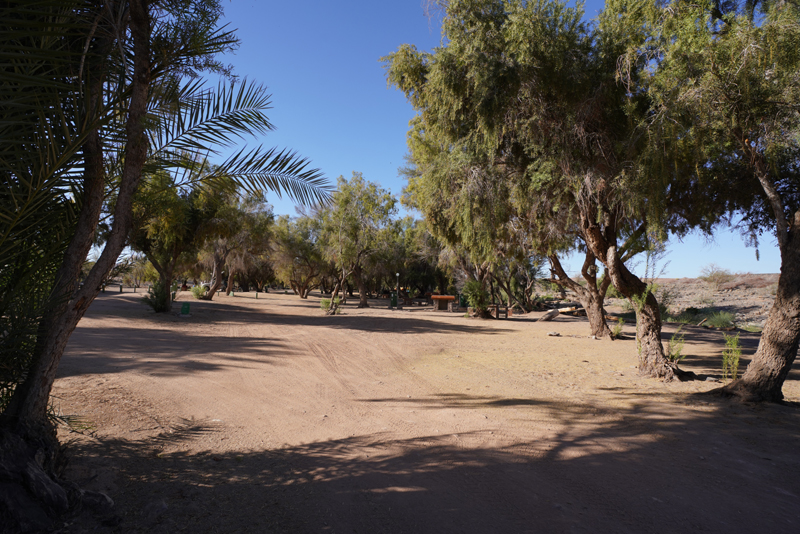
[199,193,273,300]
[272,215,326,298]
[130,172,216,311]
[385,0,665,351]
[319,173,398,311]
[625,0,800,400]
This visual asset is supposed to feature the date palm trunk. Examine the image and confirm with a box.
[5,1,152,425]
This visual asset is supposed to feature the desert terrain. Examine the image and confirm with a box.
[52,279,799,533]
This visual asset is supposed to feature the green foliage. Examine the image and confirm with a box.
[611,318,625,340]
[706,311,735,329]
[271,215,325,296]
[317,172,398,296]
[665,327,686,363]
[141,281,171,313]
[191,285,206,299]
[462,280,490,311]
[722,333,742,381]
[320,297,341,313]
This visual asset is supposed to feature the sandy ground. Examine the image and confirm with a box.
[52,290,800,533]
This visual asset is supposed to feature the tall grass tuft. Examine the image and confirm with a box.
[722,333,741,381]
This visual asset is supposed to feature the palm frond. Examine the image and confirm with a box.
[147,79,275,157]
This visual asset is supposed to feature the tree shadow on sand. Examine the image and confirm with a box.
[62,393,800,534]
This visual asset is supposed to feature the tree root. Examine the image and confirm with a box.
[0,423,118,532]
[705,379,785,404]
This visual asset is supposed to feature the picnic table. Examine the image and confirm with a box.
[431,294,456,311]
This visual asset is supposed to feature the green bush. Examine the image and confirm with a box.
[706,311,735,328]
[191,285,205,299]
[611,318,625,339]
[320,297,340,313]
[722,333,741,381]
[141,280,170,312]
[462,280,489,311]
[665,327,686,363]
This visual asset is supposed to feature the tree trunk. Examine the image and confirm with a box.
[298,280,310,298]
[327,279,343,315]
[607,247,672,378]
[202,254,227,300]
[581,215,674,378]
[6,2,152,425]
[721,211,800,402]
[354,264,369,308]
[226,269,236,294]
[548,253,612,339]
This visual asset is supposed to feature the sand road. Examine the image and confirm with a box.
[53,291,800,533]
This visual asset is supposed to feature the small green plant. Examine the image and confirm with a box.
[462,280,490,311]
[706,311,735,328]
[141,280,170,312]
[191,285,205,299]
[699,264,734,291]
[665,326,686,363]
[722,332,741,381]
[320,297,340,313]
[611,318,625,339]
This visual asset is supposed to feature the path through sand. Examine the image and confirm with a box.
[54,291,800,533]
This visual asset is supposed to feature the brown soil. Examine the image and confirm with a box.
[53,288,800,533]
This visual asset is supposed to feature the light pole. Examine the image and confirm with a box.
[396,272,401,310]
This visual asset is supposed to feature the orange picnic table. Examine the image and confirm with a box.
[431,294,456,311]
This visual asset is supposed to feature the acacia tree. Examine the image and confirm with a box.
[627,0,800,400]
[130,173,217,311]
[199,193,273,300]
[319,173,398,311]
[272,215,326,298]
[385,0,663,346]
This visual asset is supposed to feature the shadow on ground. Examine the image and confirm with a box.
[62,393,800,534]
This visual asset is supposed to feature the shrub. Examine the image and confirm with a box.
[141,280,170,312]
[665,327,686,363]
[706,311,735,328]
[320,297,340,313]
[722,333,741,381]
[462,280,490,311]
[611,318,625,339]
[191,285,205,299]
[699,264,734,290]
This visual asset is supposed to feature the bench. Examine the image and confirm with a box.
[489,304,511,319]
[431,295,456,311]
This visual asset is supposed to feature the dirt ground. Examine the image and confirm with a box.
[52,289,800,533]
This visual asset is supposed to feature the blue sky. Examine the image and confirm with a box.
[215,1,780,278]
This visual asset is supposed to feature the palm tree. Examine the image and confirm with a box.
[1,4,330,525]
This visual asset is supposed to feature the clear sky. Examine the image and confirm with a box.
[214,0,780,278]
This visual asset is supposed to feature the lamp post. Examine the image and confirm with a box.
[396,272,401,310]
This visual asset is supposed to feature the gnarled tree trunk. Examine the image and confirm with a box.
[581,213,676,379]
[549,252,612,339]
[721,210,800,402]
